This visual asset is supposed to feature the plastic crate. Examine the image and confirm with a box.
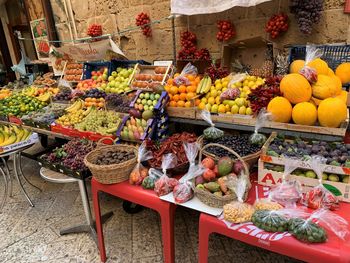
[110,59,151,72]
[82,61,111,80]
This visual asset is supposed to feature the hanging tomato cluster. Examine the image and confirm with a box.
[178,31,211,60]
[135,12,152,37]
[87,24,103,38]
[216,20,236,41]
[265,13,289,39]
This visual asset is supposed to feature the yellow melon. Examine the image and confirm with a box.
[310,96,323,106]
[280,73,312,104]
[335,63,350,84]
[308,58,329,75]
[290,60,305,73]
[335,90,348,104]
[267,97,292,123]
[330,75,342,93]
[327,68,335,76]
[311,74,340,99]
[318,98,347,128]
[292,102,317,126]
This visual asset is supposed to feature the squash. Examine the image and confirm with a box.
[318,98,347,128]
[280,73,312,104]
[327,68,335,76]
[292,102,317,126]
[267,97,292,123]
[335,90,348,104]
[311,74,340,99]
[308,58,329,75]
[290,60,305,73]
[335,63,350,84]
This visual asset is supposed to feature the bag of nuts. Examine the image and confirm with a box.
[223,173,254,223]
[254,198,283,211]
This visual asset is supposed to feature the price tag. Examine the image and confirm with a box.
[153,60,173,67]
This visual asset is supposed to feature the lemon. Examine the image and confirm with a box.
[215,79,221,85]
[243,80,249,86]
[205,104,211,111]
[243,86,250,92]
[217,90,221,96]
[201,97,207,103]
[222,88,228,92]
[218,104,226,113]
[246,107,253,115]
[239,105,247,115]
[198,102,206,110]
[236,81,242,87]
[210,90,218,97]
[215,96,221,105]
[225,104,230,112]
[240,92,247,98]
[208,97,215,105]
[231,105,239,114]
[222,81,229,88]
[206,93,211,99]
[235,98,245,107]
[211,104,219,113]
[215,83,223,90]
[210,86,216,91]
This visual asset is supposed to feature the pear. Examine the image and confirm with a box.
[138,126,144,133]
[132,126,138,132]
[121,130,128,140]
[141,119,147,127]
[128,132,135,140]
[130,117,136,126]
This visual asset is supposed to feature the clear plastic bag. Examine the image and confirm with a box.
[219,73,246,101]
[173,63,198,86]
[301,156,339,210]
[254,198,283,211]
[249,110,270,147]
[129,142,153,185]
[173,142,206,203]
[269,159,302,207]
[288,209,349,243]
[154,153,179,196]
[223,173,254,223]
[299,45,323,83]
[200,110,224,140]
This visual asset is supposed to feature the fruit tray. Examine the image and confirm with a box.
[130,64,173,90]
[258,132,350,202]
[130,90,169,113]
[64,63,83,82]
[0,133,39,154]
[167,107,197,119]
[82,61,111,80]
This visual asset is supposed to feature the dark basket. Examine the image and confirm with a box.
[82,61,111,80]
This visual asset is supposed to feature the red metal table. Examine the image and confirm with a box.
[91,178,176,263]
[198,182,350,263]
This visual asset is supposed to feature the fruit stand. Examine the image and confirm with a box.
[2,1,350,261]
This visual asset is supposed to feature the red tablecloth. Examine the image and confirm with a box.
[199,180,350,263]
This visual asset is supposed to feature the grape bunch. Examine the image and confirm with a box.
[105,93,131,113]
[83,88,106,99]
[135,12,152,37]
[205,64,229,81]
[54,90,72,101]
[216,20,236,41]
[87,24,103,38]
[290,0,323,35]
[265,13,289,39]
[71,89,85,100]
[178,30,197,60]
[247,76,282,114]
[195,48,211,60]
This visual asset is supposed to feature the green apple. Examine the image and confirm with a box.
[144,93,150,99]
[305,171,317,178]
[112,71,117,77]
[141,99,147,105]
[139,93,145,99]
[101,83,107,89]
[149,106,154,111]
[117,67,122,73]
[152,100,157,106]
[155,94,160,99]
[109,80,116,87]
[144,105,149,111]
[105,87,111,93]
[108,76,114,82]
[111,88,118,93]
[102,74,108,81]
[137,99,141,104]
[147,100,153,106]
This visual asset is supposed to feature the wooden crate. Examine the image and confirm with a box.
[167,107,196,119]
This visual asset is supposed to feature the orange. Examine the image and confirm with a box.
[173,94,180,102]
[177,100,185,107]
[178,85,187,93]
[91,98,97,102]
[164,85,170,92]
[180,93,187,101]
[174,73,180,78]
[170,86,178,95]
[167,79,174,85]
[168,94,173,101]
[187,85,197,93]
[195,76,201,84]
[185,101,191,108]
[98,102,104,107]
[169,101,177,107]
[190,81,197,87]
[186,92,196,101]
[195,99,201,106]
[187,75,195,81]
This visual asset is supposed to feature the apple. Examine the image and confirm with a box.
[108,76,114,82]
[102,74,108,81]
[109,80,116,87]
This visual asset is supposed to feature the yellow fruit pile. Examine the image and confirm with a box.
[197,75,264,115]
[0,89,11,100]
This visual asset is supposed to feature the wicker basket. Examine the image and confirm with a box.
[194,143,250,208]
[84,141,138,184]
[197,135,261,168]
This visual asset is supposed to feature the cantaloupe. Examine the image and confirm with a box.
[311,74,340,99]
[335,63,350,84]
[267,97,292,123]
[318,98,347,128]
[292,102,317,126]
[280,73,312,104]
[290,60,305,73]
[308,58,329,75]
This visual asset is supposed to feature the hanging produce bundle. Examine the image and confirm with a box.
[135,12,152,37]
[216,20,236,42]
[178,31,211,60]
[154,153,179,196]
[265,13,288,39]
[87,24,103,38]
[290,0,323,35]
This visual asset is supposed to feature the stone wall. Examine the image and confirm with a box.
[46,0,350,61]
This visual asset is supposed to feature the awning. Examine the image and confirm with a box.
[171,0,273,15]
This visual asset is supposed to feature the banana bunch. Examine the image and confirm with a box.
[37,92,51,102]
[196,76,212,94]
[0,125,32,146]
[65,100,84,113]
[22,86,36,97]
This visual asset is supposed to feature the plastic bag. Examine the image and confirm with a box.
[173,63,198,86]
[288,209,349,243]
[201,110,224,140]
[154,153,179,196]
[129,142,153,185]
[302,156,339,210]
[299,45,323,83]
[223,173,254,223]
[220,73,246,101]
[254,198,283,211]
[142,168,162,189]
[173,142,206,203]
[269,159,302,207]
[249,109,270,147]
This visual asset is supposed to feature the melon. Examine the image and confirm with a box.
[308,58,329,75]
[310,96,323,106]
[330,75,342,92]
[335,90,348,104]
[280,73,312,104]
[290,60,305,73]
[311,74,340,100]
[292,102,317,126]
[335,63,350,84]
[318,98,347,128]
[327,68,335,76]
[267,97,292,123]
